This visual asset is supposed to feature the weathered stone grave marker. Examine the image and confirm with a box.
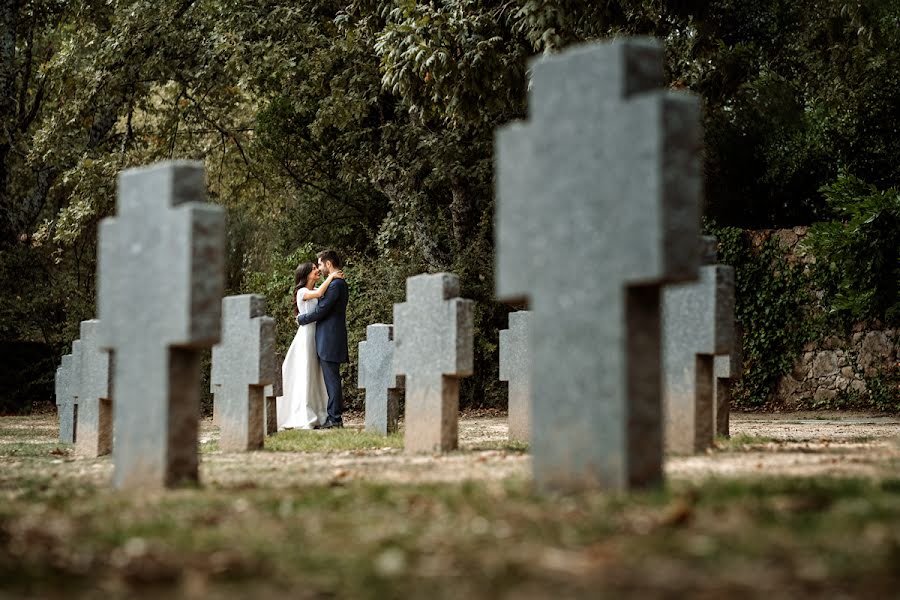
[211,294,275,451]
[98,161,225,489]
[495,38,702,491]
[499,310,532,443]
[663,236,735,453]
[358,323,402,435]
[55,352,77,444]
[714,324,742,438]
[394,273,474,452]
[263,351,284,436]
[75,319,113,458]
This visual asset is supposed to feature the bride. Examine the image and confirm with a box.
[276,261,344,430]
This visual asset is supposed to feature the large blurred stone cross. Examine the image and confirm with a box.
[394,273,474,453]
[494,38,702,491]
[211,294,275,451]
[98,161,225,490]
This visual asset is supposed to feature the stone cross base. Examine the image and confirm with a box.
[219,385,265,451]
[264,396,278,436]
[114,349,201,489]
[59,403,77,444]
[404,374,459,453]
[75,398,112,458]
[366,388,400,435]
[714,378,732,437]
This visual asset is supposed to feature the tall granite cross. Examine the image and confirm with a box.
[55,353,77,444]
[714,324,742,438]
[662,236,735,454]
[75,319,113,458]
[394,273,474,452]
[495,38,702,491]
[263,351,284,436]
[98,161,225,489]
[358,323,402,435]
[211,294,275,451]
[499,310,532,443]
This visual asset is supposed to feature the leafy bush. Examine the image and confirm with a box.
[707,223,812,407]
[805,175,900,326]
[866,365,900,413]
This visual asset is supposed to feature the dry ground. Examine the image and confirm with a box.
[6,411,898,487]
[3,410,900,599]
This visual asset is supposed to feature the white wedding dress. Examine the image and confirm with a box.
[276,288,329,430]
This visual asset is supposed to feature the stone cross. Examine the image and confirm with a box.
[210,294,275,451]
[494,38,702,491]
[263,351,284,436]
[55,353,77,444]
[662,236,735,454]
[393,273,474,452]
[97,161,225,489]
[714,324,742,438]
[75,320,113,458]
[358,324,402,435]
[499,310,532,443]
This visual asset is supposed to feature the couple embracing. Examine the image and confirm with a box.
[277,249,349,430]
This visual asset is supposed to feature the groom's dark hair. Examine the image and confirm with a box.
[317,249,343,269]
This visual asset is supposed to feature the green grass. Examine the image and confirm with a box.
[0,420,57,440]
[5,415,900,598]
[264,428,403,452]
[0,440,71,457]
[3,473,900,598]
[197,428,403,454]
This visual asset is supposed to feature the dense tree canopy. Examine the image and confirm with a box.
[1,0,897,410]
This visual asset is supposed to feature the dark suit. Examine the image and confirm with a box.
[297,278,349,424]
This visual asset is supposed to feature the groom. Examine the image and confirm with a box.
[297,249,349,429]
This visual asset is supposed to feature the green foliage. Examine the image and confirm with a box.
[4,0,900,413]
[805,175,900,326]
[707,223,812,407]
[241,244,316,352]
[865,365,900,413]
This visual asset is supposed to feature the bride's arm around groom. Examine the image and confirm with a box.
[296,274,347,327]
[295,250,350,428]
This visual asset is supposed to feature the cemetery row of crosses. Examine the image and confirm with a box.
[53,38,741,492]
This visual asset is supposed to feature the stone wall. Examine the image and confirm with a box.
[779,328,897,407]
[746,227,898,407]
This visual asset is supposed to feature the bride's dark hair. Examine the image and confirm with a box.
[292,262,316,316]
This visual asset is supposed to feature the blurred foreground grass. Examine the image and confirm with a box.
[3,416,900,599]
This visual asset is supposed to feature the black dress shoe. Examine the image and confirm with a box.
[321,420,343,429]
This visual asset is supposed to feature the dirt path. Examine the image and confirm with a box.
[4,411,900,488]
[671,412,900,480]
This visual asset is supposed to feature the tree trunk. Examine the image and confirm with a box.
[0,3,18,245]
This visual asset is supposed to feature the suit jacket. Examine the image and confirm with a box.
[297,278,349,363]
